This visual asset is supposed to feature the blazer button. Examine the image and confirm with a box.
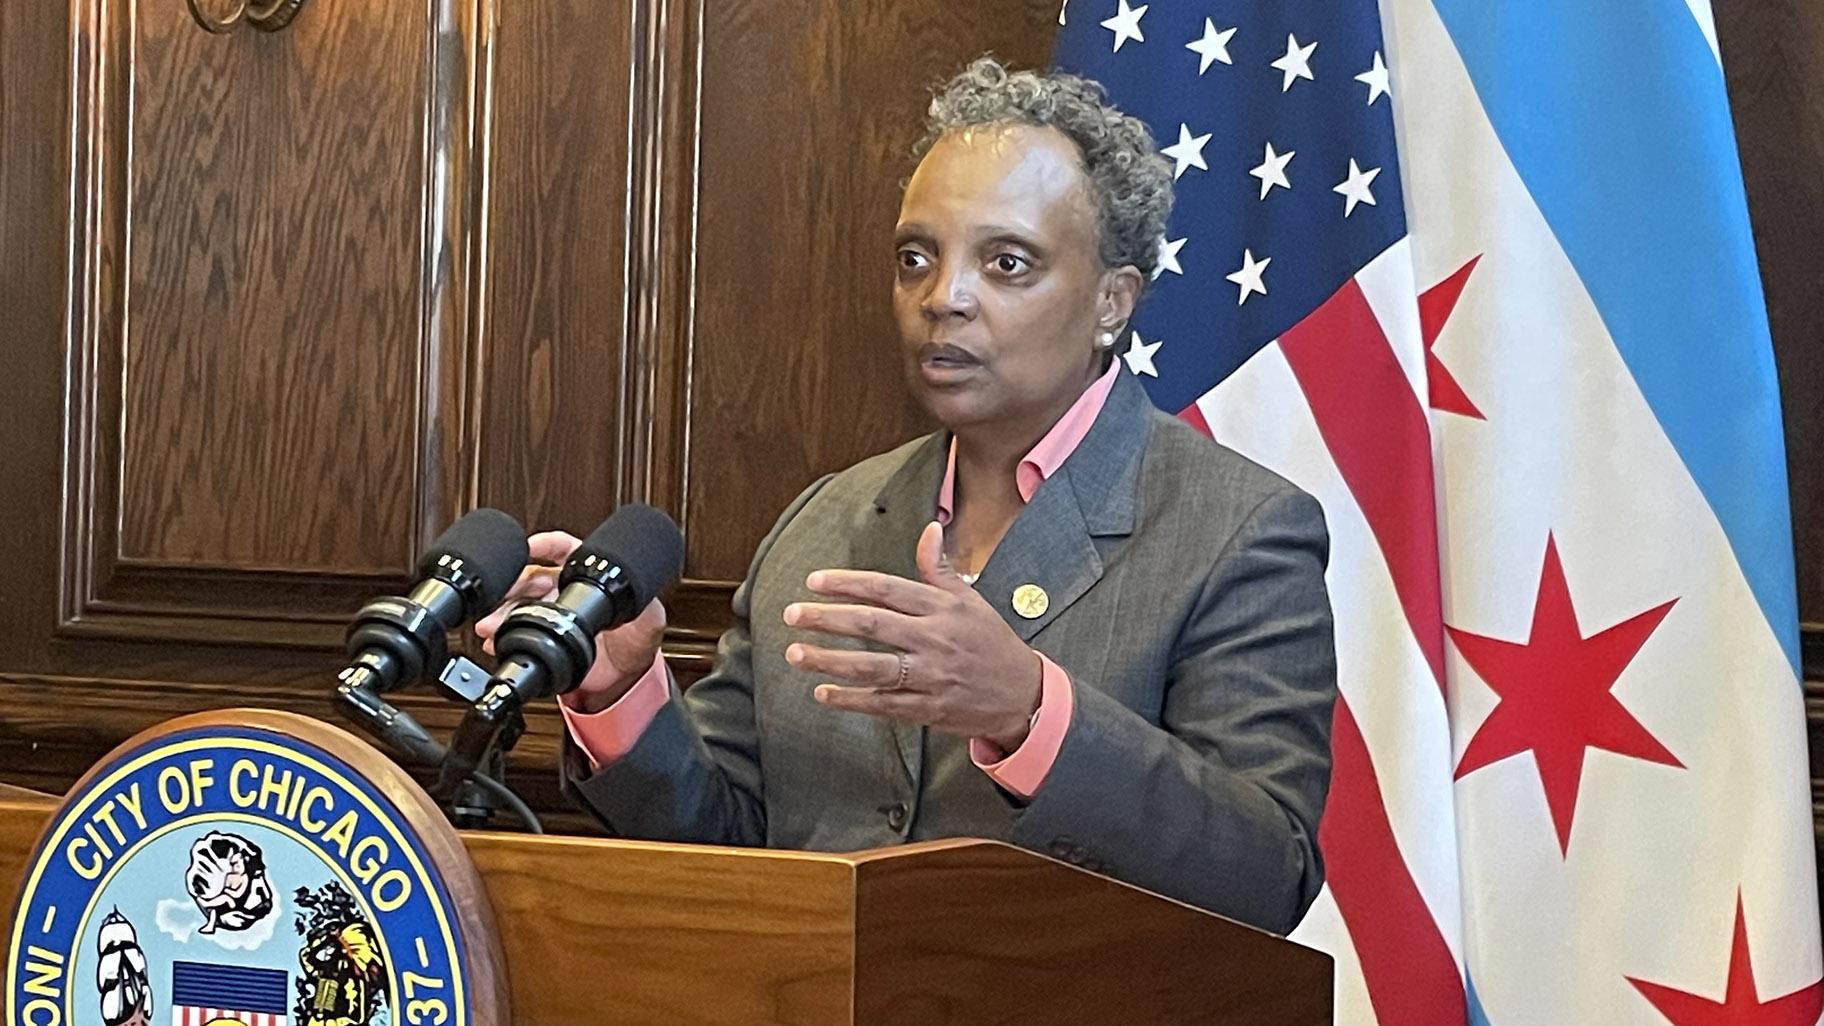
[1048,837,1074,859]
[885,802,909,832]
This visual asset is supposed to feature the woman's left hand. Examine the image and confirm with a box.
[784,521,1043,751]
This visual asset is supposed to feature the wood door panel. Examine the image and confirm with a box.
[117,0,424,572]
[58,0,497,649]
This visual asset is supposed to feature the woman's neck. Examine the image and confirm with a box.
[944,442,1025,578]
[948,359,1106,516]
[952,437,1026,514]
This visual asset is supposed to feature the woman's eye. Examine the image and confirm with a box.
[992,253,1030,275]
[897,249,929,270]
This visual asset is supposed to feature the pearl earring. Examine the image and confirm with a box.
[1098,331,1117,349]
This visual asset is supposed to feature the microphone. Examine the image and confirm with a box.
[336,507,530,697]
[488,503,683,703]
[438,504,683,792]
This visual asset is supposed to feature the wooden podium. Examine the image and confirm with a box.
[0,731,1331,1026]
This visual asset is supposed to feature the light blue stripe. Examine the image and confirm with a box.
[1467,973,1494,1026]
[1429,0,1800,673]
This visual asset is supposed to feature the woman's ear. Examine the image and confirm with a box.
[1099,265,1146,336]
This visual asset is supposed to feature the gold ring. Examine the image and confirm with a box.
[894,653,910,690]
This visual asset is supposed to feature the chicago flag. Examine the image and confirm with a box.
[1054,0,1823,1023]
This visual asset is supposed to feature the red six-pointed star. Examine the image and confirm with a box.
[1448,533,1681,855]
[1628,895,1824,1026]
[1419,255,1486,419]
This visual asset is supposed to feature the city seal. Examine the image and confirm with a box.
[5,710,506,1026]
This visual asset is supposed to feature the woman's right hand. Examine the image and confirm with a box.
[475,529,669,714]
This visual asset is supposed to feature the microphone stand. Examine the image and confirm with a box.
[448,728,520,830]
[336,673,542,833]
[436,583,603,802]
[435,661,542,802]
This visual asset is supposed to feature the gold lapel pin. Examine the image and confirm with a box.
[1012,584,1049,620]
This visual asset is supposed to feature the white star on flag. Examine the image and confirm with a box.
[1122,331,1163,377]
[1161,124,1212,179]
[1270,34,1317,93]
[1154,236,1187,279]
[1186,19,1236,74]
[1058,0,1067,27]
[1333,159,1381,216]
[1226,249,1270,305]
[1250,143,1295,199]
[1100,0,1148,53]
[1356,51,1391,105]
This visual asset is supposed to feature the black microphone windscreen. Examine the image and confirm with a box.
[419,508,530,612]
[578,504,684,610]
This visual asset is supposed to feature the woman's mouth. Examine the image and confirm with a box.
[917,343,981,383]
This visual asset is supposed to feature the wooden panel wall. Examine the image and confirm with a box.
[62,0,470,653]
[0,0,1059,832]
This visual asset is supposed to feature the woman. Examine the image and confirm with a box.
[481,57,1337,933]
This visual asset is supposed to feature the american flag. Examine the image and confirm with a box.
[1056,0,1822,1023]
[1056,0,1461,1020]
[169,961,289,1026]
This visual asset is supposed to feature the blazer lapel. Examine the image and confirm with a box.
[858,432,949,789]
[974,370,1146,642]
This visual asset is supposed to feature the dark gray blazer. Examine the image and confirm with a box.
[565,370,1337,933]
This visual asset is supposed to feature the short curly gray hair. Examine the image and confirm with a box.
[915,56,1174,278]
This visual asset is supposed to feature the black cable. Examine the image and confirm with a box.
[337,683,545,834]
[466,772,544,834]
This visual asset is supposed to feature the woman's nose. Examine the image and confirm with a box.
[922,261,979,320]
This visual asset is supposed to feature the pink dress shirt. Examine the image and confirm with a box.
[562,362,1122,799]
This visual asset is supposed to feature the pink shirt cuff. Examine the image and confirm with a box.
[970,653,1074,799]
[558,651,670,771]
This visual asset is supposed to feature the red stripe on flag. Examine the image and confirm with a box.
[1276,278,1463,1023]
[1325,697,1467,1024]
[1278,278,1447,688]
[1178,401,1214,437]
